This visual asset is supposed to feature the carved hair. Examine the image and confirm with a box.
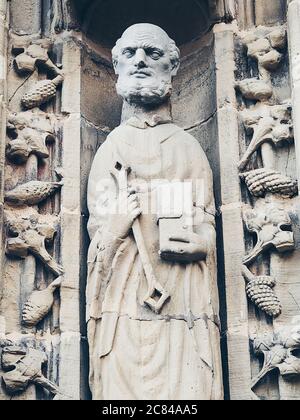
[112,31,180,73]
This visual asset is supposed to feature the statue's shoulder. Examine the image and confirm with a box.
[171,125,207,154]
[104,123,136,145]
[173,125,198,143]
[92,125,130,154]
[108,123,134,137]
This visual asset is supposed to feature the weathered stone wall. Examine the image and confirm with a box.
[0,0,300,401]
[0,0,87,401]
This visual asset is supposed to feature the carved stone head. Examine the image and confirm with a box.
[112,23,180,105]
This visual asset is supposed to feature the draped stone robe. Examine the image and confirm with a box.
[86,115,223,400]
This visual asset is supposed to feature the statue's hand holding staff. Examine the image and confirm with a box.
[107,191,142,239]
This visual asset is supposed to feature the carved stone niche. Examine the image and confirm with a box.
[63,0,231,401]
[72,0,231,48]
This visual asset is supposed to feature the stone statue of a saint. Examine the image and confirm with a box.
[86,23,223,400]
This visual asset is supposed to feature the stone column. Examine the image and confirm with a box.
[60,37,94,401]
[10,0,41,35]
[254,0,287,25]
[288,0,300,191]
[214,22,252,400]
[0,0,8,339]
[60,39,84,400]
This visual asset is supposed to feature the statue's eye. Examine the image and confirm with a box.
[147,49,162,60]
[123,48,135,58]
[150,52,161,60]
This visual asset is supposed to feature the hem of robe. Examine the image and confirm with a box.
[88,315,224,401]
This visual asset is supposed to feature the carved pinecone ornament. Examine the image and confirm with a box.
[242,168,298,198]
[5,181,62,206]
[246,276,282,317]
[22,278,62,326]
[21,80,57,109]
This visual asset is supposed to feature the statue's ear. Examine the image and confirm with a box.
[171,60,180,76]
[171,55,180,77]
[111,43,120,75]
[112,58,119,75]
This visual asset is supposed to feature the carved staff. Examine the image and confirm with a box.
[110,161,170,314]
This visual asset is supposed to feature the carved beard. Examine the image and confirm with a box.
[116,76,172,105]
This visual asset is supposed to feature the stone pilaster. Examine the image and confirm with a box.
[214,22,252,400]
[288,0,300,191]
[0,0,8,340]
[60,39,83,400]
[10,0,41,35]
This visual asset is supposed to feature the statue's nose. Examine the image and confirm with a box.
[134,48,147,68]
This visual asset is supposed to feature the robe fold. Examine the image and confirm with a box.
[86,116,223,400]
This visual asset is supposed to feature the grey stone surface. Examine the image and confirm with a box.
[288,0,300,191]
[81,51,122,129]
[214,23,252,400]
[10,0,41,35]
[255,0,287,25]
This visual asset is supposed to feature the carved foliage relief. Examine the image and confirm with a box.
[235,23,300,399]
[0,34,65,399]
